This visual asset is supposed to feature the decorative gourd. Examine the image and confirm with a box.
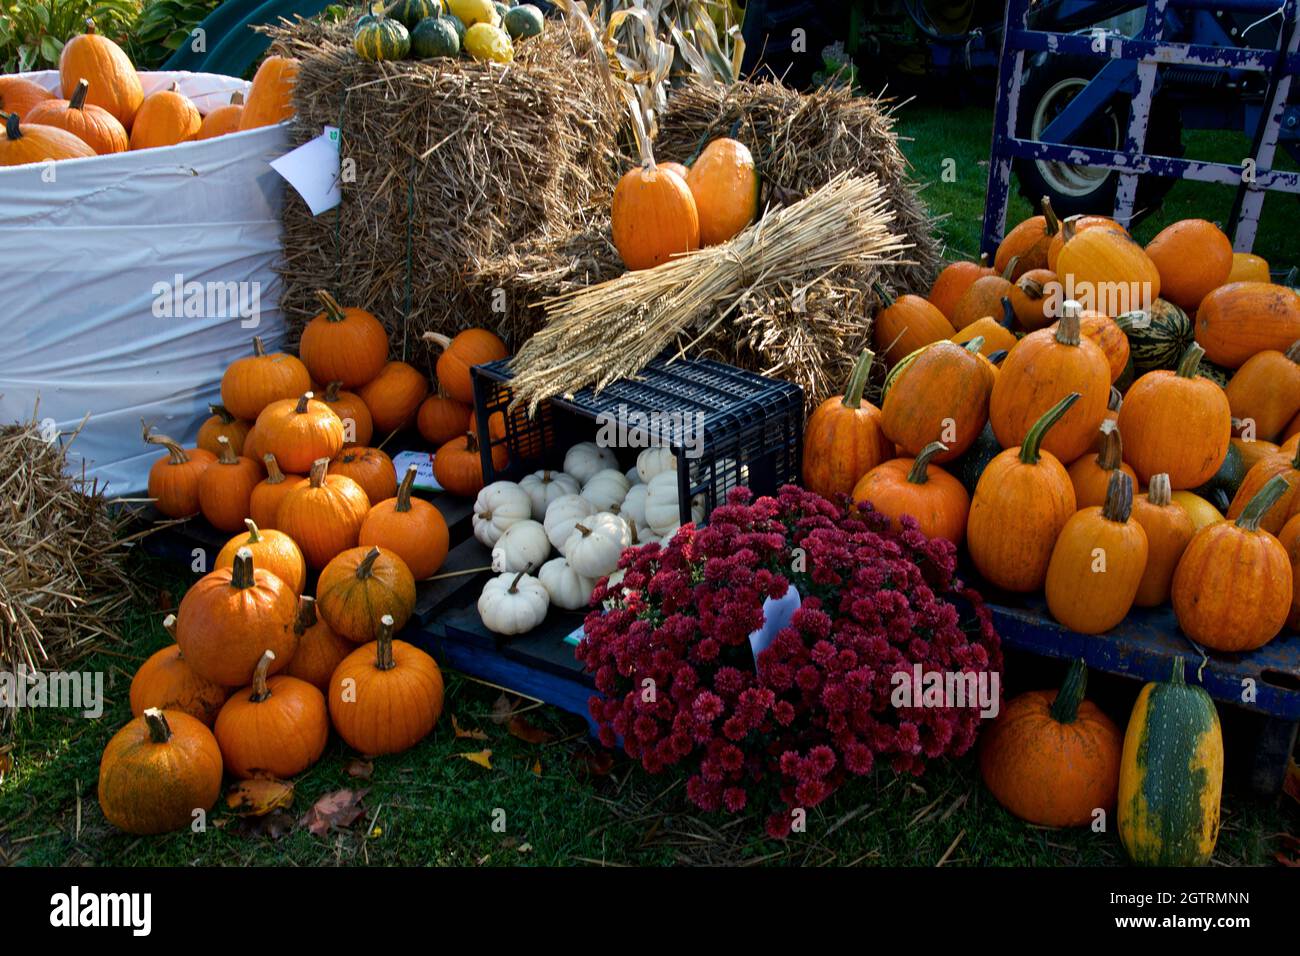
[421,328,507,404]
[24,79,128,154]
[491,519,551,573]
[1225,444,1300,534]
[354,8,411,60]
[1056,223,1160,306]
[949,421,1002,496]
[520,469,580,519]
[1045,471,1148,634]
[635,446,675,484]
[359,465,450,579]
[927,255,994,319]
[416,394,470,446]
[994,197,1060,278]
[214,650,329,779]
[221,336,312,421]
[249,454,302,529]
[128,83,201,150]
[300,291,388,389]
[1225,340,1300,441]
[59,18,143,128]
[0,111,95,165]
[196,404,250,458]
[98,709,222,836]
[1144,219,1232,311]
[478,571,550,635]
[0,76,54,121]
[277,457,371,569]
[412,14,461,57]
[538,556,595,611]
[851,442,969,545]
[978,659,1121,827]
[387,0,442,28]
[143,426,214,518]
[1194,281,1300,368]
[473,480,533,546]
[802,349,893,498]
[328,614,444,754]
[130,614,228,726]
[1117,658,1223,866]
[610,132,699,271]
[255,392,345,474]
[197,437,261,533]
[563,441,618,484]
[968,393,1080,592]
[214,518,306,596]
[433,431,503,497]
[1067,419,1136,509]
[1009,268,1056,331]
[239,55,298,130]
[330,446,396,505]
[175,548,299,687]
[1130,474,1196,607]
[685,137,759,247]
[1170,489,1224,531]
[1045,214,1127,272]
[1114,299,1194,374]
[1118,344,1231,490]
[582,468,632,512]
[285,596,352,691]
[989,303,1110,463]
[317,545,417,644]
[948,261,1018,333]
[562,512,630,578]
[544,493,596,553]
[882,340,990,462]
[1172,476,1293,651]
[950,301,1018,358]
[1190,438,1245,513]
[319,381,374,447]
[195,91,244,140]
[1277,512,1300,628]
[463,21,513,62]
[1227,251,1270,284]
[357,361,429,434]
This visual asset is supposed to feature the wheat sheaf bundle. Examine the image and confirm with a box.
[507,173,911,411]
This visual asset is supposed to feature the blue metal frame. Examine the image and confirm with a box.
[982,0,1300,254]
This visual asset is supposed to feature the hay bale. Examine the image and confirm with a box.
[273,14,623,360]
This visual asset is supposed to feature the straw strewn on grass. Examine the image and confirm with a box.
[507,174,910,411]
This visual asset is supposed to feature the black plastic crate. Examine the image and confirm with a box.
[470,355,804,526]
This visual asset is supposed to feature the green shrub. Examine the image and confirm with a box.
[0,0,139,73]
[128,0,222,69]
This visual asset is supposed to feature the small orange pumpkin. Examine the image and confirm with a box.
[610,148,699,271]
[143,425,215,518]
[685,137,759,247]
[0,111,95,165]
[255,391,345,474]
[1068,419,1137,509]
[882,339,991,462]
[195,91,245,140]
[1224,339,1300,441]
[802,349,893,499]
[196,404,250,458]
[1225,443,1300,535]
[434,431,505,497]
[23,79,128,154]
[321,381,374,448]
[129,614,229,726]
[249,454,303,530]
[1046,215,1127,272]
[1227,252,1270,284]
[58,18,143,128]
[873,291,955,366]
[357,360,429,435]
[928,255,995,319]
[238,55,299,130]
[1195,281,1300,369]
[285,596,353,692]
[299,290,389,389]
[276,457,371,569]
[128,82,201,150]
[948,260,1019,332]
[359,464,450,579]
[214,518,306,595]
[422,328,508,405]
[330,446,397,506]
[197,436,262,533]
[220,336,312,422]
[1009,268,1057,331]
[316,545,417,644]
[1056,227,1161,313]
[0,76,54,120]
[1130,473,1196,607]
[851,441,970,545]
[1145,219,1233,311]
[994,196,1060,278]
[214,649,329,779]
[417,394,472,446]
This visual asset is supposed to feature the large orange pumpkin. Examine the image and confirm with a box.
[299,290,388,389]
[1224,339,1300,441]
[357,360,429,435]
[23,79,127,155]
[214,649,329,779]
[685,137,759,247]
[58,18,143,128]
[238,55,299,130]
[882,339,990,462]
[422,328,507,405]
[1194,281,1300,368]
[0,76,54,120]
[143,425,214,518]
[1145,219,1232,311]
[611,156,699,271]
[1056,226,1161,314]
[1227,252,1270,284]
[316,545,417,644]
[851,442,970,546]
[802,349,893,499]
[195,91,244,140]
[220,336,312,422]
[276,458,371,569]
[0,111,95,165]
[128,83,201,150]
[255,391,345,474]
[1130,473,1196,607]
[873,292,955,366]
[358,464,450,579]
[1046,214,1127,272]
[330,446,397,506]
[214,518,307,595]
[197,436,261,533]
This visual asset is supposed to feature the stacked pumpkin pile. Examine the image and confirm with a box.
[0,20,299,166]
[353,0,545,66]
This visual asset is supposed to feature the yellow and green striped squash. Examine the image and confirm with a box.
[354,13,411,62]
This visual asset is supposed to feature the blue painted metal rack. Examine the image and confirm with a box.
[981,0,1300,254]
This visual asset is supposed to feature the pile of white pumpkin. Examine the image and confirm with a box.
[474,441,705,636]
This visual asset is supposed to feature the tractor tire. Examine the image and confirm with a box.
[1013,53,1183,222]
[740,0,848,89]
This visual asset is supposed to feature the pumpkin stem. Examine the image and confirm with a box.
[422,331,452,351]
[69,79,89,112]
[963,336,986,354]
[873,283,895,308]
[295,392,314,414]
[1147,473,1173,507]
[356,546,382,580]
[999,256,1019,281]
[141,422,190,465]
[1107,386,1123,413]
[231,547,256,589]
[1019,392,1081,465]
[1041,196,1060,237]
[906,442,947,484]
[999,296,1016,330]
[1048,659,1087,723]
[1285,339,1300,363]
[243,517,263,544]
[375,614,397,671]
[324,381,343,402]
[395,464,417,513]
[507,570,527,594]
[249,650,276,702]
[840,349,874,409]
[573,522,592,538]
[987,349,1008,366]
[263,454,286,483]
[216,435,239,465]
[296,595,319,634]
[1018,275,1045,301]
[315,290,347,322]
[308,457,330,488]
[1101,470,1134,523]
[3,111,19,141]
[465,430,480,454]
[251,336,267,357]
[1176,343,1206,379]
[209,403,237,425]
[162,613,178,640]
[1096,419,1123,471]
[142,707,173,744]
[1054,301,1083,346]
[1170,656,1186,686]
[1236,474,1290,531]
[84,17,97,34]
[231,91,245,106]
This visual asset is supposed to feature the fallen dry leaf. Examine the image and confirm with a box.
[490,693,519,725]
[517,842,533,854]
[508,715,554,745]
[235,810,296,841]
[574,749,614,778]
[531,759,542,777]
[226,778,294,817]
[154,589,174,612]
[452,714,488,740]
[299,788,369,837]
[455,749,493,769]
[345,758,373,780]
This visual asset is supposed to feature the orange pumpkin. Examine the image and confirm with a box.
[238,55,299,130]
[321,381,374,448]
[1224,339,1300,441]
[359,464,450,579]
[1055,309,1129,384]
[196,404,250,458]
[316,545,417,644]
[357,360,429,435]
[0,76,54,120]
[948,261,1018,333]
[1232,435,1281,475]
[1144,219,1233,311]
[994,196,1060,278]
[434,431,505,497]
[249,454,303,530]
[299,290,389,389]
[23,79,127,154]
[1172,476,1293,652]
[685,137,759,247]
[802,349,893,499]
[214,649,329,779]
[1227,252,1270,284]
[1068,419,1137,509]
[659,160,689,180]
[197,436,261,533]
[1194,281,1300,369]
[220,336,312,422]
[276,457,371,569]
[1225,444,1300,535]
[0,111,95,165]
[1046,214,1127,272]
[1055,227,1161,314]
[195,91,244,140]
[873,291,955,366]
[129,614,229,726]
[143,425,214,518]
[928,255,995,319]
[330,446,397,506]
[128,83,201,150]
[882,339,990,462]
[422,328,507,405]
[611,154,699,270]
[1277,512,1300,628]
[851,442,970,546]
[1130,473,1196,607]
[285,596,353,692]
[214,518,306,595]
[58,18,143,128]
[417,394,472,446]
[1009,268,1057,331]
[255,391,345,474]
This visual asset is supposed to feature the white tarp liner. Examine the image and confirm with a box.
[0,71,290,496]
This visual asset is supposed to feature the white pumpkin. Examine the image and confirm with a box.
[563,441,618,484]
[644,470,687,535]
[518,469,581,520]
[582,468,631,512]
[479,571,550,635]
[628,522,660,547]
[538,556,596,611]
[564,511,631,578]
[491,519,551,573]
[636,446,676,483]
[472,481,533,546]
[543,493,596,554]
[621,483,649,528]
[625,465,640,485]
